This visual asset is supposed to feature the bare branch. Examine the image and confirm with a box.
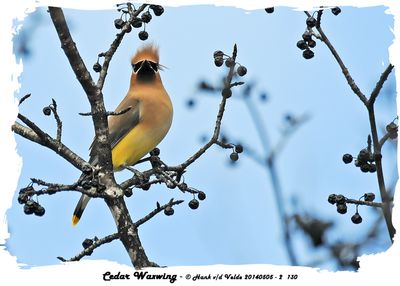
[79,106,132,117]
[12,121,88,171]
[314,17,368,105]
[96,4,148,90]
[167,44,239,172]
[368,63,394,106]
[50,99,63,142]
[49,7,114,175]
[30,178,107,198]
[58,233,119,262]
[135,199,184,227]
[18,93,31,106]
[345,198,383,208]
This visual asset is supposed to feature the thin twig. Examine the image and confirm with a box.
[12,121,88,171]
[345,198,383,208]
[313,11,395,241]
[58,233,119,262]
[96,4,148,90]
[135,199,184,227]
[30,178,107,198]
[313,13,368,106]
[167,44,239,172]
[368,64,394,106]
[18,93,31,106]
[49,99,63,142]
[79,106,132,117]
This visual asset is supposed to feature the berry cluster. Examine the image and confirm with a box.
[296,7,341,60]
[113,4,164,42]
[229,144,243,162]
[342,148,378,173]
[18,185,45,216]
[296,17,317,60]
[213,50,247,98]
[328,193,375,224]
[163,190,206,216]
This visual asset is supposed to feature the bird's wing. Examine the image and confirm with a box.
[89,95,141,160]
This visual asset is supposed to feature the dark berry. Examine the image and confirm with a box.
[138,30,148,41]
[222,88,232,98]
[230,152,239,161]
[150,5,164,16]
[336,203,347,214]
[265,7,274,13]
[125,24,132,33]
[351,213,362,224]
[235,144,243,154]
[302,31,312,41]
[328,194,337,204]
[364,193,375,202]
[237,65,247,76]
[114,18,125,29]
[179,183,188,191]
[150,148,160,156]
[42,106,52,116]
[131,18,142,28]
[354,159,361,167]
[164,206,174,216]
[214,56,224,67]
[34,205,45,216]
[386,122,398,139]
[188,199,199,210]
[18,193,29,204]
[197,191,206,201]
[306,16,317,28]
[141,11,152,23]
[369,163,377,173]
[307,39,316,48]
[213,50,224,58]
[93,62,101,73]
[360,164,370,173]
[225,57,235,68]
[24,201,35,215]
[335,194,346,204]
[342,154,353,164]
[386,122,397,132]
[142,183,151,191]
[260,93,268,101]
[357,148,370,162]
[82,238,93,249]
[302,49,314,59]
[331,7,341,16]
[186,98,195,108]
[124,188,133,197]
[296,40,308,50]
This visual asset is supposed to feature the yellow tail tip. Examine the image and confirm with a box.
[72,215,80,226]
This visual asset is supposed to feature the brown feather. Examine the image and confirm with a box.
[131,44,159,65]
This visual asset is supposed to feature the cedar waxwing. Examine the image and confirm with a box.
[72,45,173,226]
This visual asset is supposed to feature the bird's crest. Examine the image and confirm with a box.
[131,45,159,64]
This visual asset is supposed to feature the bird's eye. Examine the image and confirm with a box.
[149,61,159,72]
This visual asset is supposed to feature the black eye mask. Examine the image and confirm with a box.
[132,60,159,73]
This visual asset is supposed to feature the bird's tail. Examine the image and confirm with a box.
[72,193,91,226]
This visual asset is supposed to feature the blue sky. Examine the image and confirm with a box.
[6,4,397,270]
